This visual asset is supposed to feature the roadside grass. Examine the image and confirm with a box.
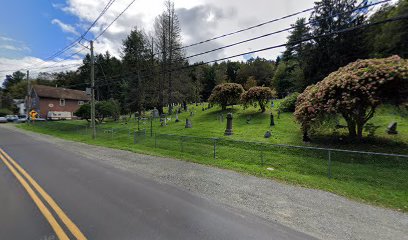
[17,102,408,212]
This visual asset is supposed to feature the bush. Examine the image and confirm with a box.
[295,55,408,139]
[278,92,300,112]
[74,99,121,122]
[241,86,277,112]
[74,104,91,121]
[208,83,244,110]
[0,108,12,117]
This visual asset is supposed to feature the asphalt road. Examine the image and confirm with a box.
[0,125,315,240]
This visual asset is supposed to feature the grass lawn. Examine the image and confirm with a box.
[18,101,408,212]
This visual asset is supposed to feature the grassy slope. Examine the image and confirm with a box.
[18,102,408,212]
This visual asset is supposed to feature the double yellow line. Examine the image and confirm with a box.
[0,148,87,240]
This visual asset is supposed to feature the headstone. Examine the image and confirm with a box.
[270,113,275,126]
[264,131,271,138]
[224,113,233,136]
[175,114,179,122]
[160,114,167,126]
[387,122,398,134]
[185,119,192,128]
[152,107,159,118]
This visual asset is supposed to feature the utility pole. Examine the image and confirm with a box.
[26,70,30,116]
[90,41,96,139]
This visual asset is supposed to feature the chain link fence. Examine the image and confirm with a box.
[26,121,408,185]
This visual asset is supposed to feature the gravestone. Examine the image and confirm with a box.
[152,107,159,118]
[160,114,167,126]
[270,113,275,126]
[264,131,271,138]
[387,122,398,134]
[175,114,179,122]
[185,119,192,128]
[246,115,252,124]
[224,113,233,136]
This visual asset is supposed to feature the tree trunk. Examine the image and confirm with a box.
[346,119,357,138]
[356,121,365,140]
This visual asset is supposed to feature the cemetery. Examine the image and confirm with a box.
[18,100,408,212]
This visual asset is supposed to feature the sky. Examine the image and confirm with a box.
[0,0,392,85]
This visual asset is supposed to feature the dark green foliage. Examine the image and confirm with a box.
[0,108,12,117]
[365,0,408,58]
[75,100,121,122]
[74,104,91,121]
[278,92,300,112]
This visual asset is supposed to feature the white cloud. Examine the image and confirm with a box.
[51,18,80,36]
[0,57,82,86]
[55,0,316,62]
[0,44,30,52]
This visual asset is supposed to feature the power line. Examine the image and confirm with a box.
[12,0,116,74]
[180,7,315,51]
[86,12,408,89]
[94,0,137,40]
[81,0,117,40]
[185,0,389,59]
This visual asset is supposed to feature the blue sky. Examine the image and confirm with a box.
[0,0,85,60]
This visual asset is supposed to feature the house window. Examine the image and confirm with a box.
[60,99,65,106]
[78,101,84,105]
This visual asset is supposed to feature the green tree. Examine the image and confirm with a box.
[305,0,368,84]
[365,0,408,58]
[122,28,150,115]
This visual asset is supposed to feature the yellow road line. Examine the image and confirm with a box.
[0,148,87,240]
[0,151,69,240]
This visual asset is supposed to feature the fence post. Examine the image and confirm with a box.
[150,118,153,137]
[213,138,217,159]
[328,150,332,179]
[154,133,157,148]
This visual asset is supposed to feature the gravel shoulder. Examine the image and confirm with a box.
[5,124,408,240]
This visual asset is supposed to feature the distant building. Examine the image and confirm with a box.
[28,85,90,120]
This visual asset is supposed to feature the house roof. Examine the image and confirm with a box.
[32,85,90,101]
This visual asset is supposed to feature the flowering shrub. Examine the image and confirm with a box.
[241,86,277,112]
[208,83,245,110]
[294,55,408,139]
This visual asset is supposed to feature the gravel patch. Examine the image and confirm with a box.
[6,125,408,240]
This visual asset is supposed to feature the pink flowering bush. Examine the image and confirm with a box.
[294,55,408,139]
[208,83,245,110]
[241,86,277,112]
